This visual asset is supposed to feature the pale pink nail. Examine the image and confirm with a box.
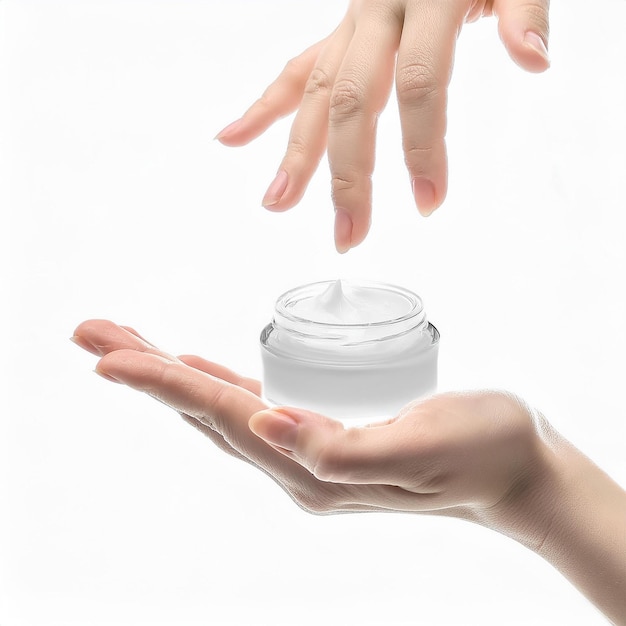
[70,335,102,356]
[262,170,289,208]
[93,368,122,384]
[523,31,550,65]
[412,178,436,216]
[334,209,353,254]
[250,409,299,450]
[215,118,242,141]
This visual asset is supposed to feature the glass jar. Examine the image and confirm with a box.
[260,279,440,422]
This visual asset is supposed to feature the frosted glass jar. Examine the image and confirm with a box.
[260,280,439,422]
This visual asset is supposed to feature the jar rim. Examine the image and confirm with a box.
[273,279,428,339]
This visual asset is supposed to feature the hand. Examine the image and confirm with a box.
[71,319,545,518]
[72,319,626,623]
[216,0,550,252]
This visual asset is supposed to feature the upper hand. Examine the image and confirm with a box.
[216,0,550,252]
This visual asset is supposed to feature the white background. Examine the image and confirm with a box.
[1,1,625,624]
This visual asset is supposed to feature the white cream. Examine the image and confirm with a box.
[260,280,440,423]
[290,279,412,325]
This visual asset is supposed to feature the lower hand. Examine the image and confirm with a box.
[71,319,546,520]
[71,319,626,623]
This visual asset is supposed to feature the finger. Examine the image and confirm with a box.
[97,349,379,513]
[94,347,262,437]
[396,0,466,216]
[78,322,266,468]
[76,321,375,512]
[178,354,262,397]
[72,319,175,359]
[249,405,436,489]
[493,0,550,73]
[261,23,354,211]
[74,321,263,397]
[75,321,289,480]
[327,6,402,252]
[215,38,327,147]
[96,349,328,483]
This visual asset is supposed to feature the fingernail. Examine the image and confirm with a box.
[412,178,436,217]
[250,409,299,450]
[334,208,353,254]
[523,31,550,65]
[70,335,102,356]
[93,367,121,383]
[262,170,289,208]
[214,118,242,141]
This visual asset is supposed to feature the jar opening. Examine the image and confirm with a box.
[274,279,428,341]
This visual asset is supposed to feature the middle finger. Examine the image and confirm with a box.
[328,3,403,252]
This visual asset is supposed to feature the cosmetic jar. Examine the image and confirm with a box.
[260,279,439,422]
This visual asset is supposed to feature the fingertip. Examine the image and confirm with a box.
[93,366,122,384]
[71,319,125,356]
[521,31,551,72]
[214,119,263,147]
[412,178,437,217]
[72,318,109,338]
[334,208,353,253]
[95,348,126,373]
[493,0,550,72]
[499,24,550,73]
[249,409,300,450]
[215,135,253,148]
[93,349,126,384]
[214,119,242,142]
[248,408,275,434]
[262,170,289,209]
[334,207,372,253]
[70,334,101,357]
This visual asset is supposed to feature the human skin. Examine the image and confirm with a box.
[216,0,551,252]
[72,319,626,625]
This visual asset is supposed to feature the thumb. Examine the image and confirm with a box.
[493,0,550,73]
[249,406,402,485]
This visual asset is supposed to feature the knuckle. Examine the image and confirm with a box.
[183,375,230,437]
[255,91,274,112]
[330,173,371,209]
[368,0,405,25]
[402,143,435,173]
[286,133,309,159]
[329,78,364,120]
[304,67,333,97]
[396,61,440,107]
[283,55,305,79]
[203,385,238,444]
[331,173,356,193]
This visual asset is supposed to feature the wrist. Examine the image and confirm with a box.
[477,414,626,624]
[474,413,563,552]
